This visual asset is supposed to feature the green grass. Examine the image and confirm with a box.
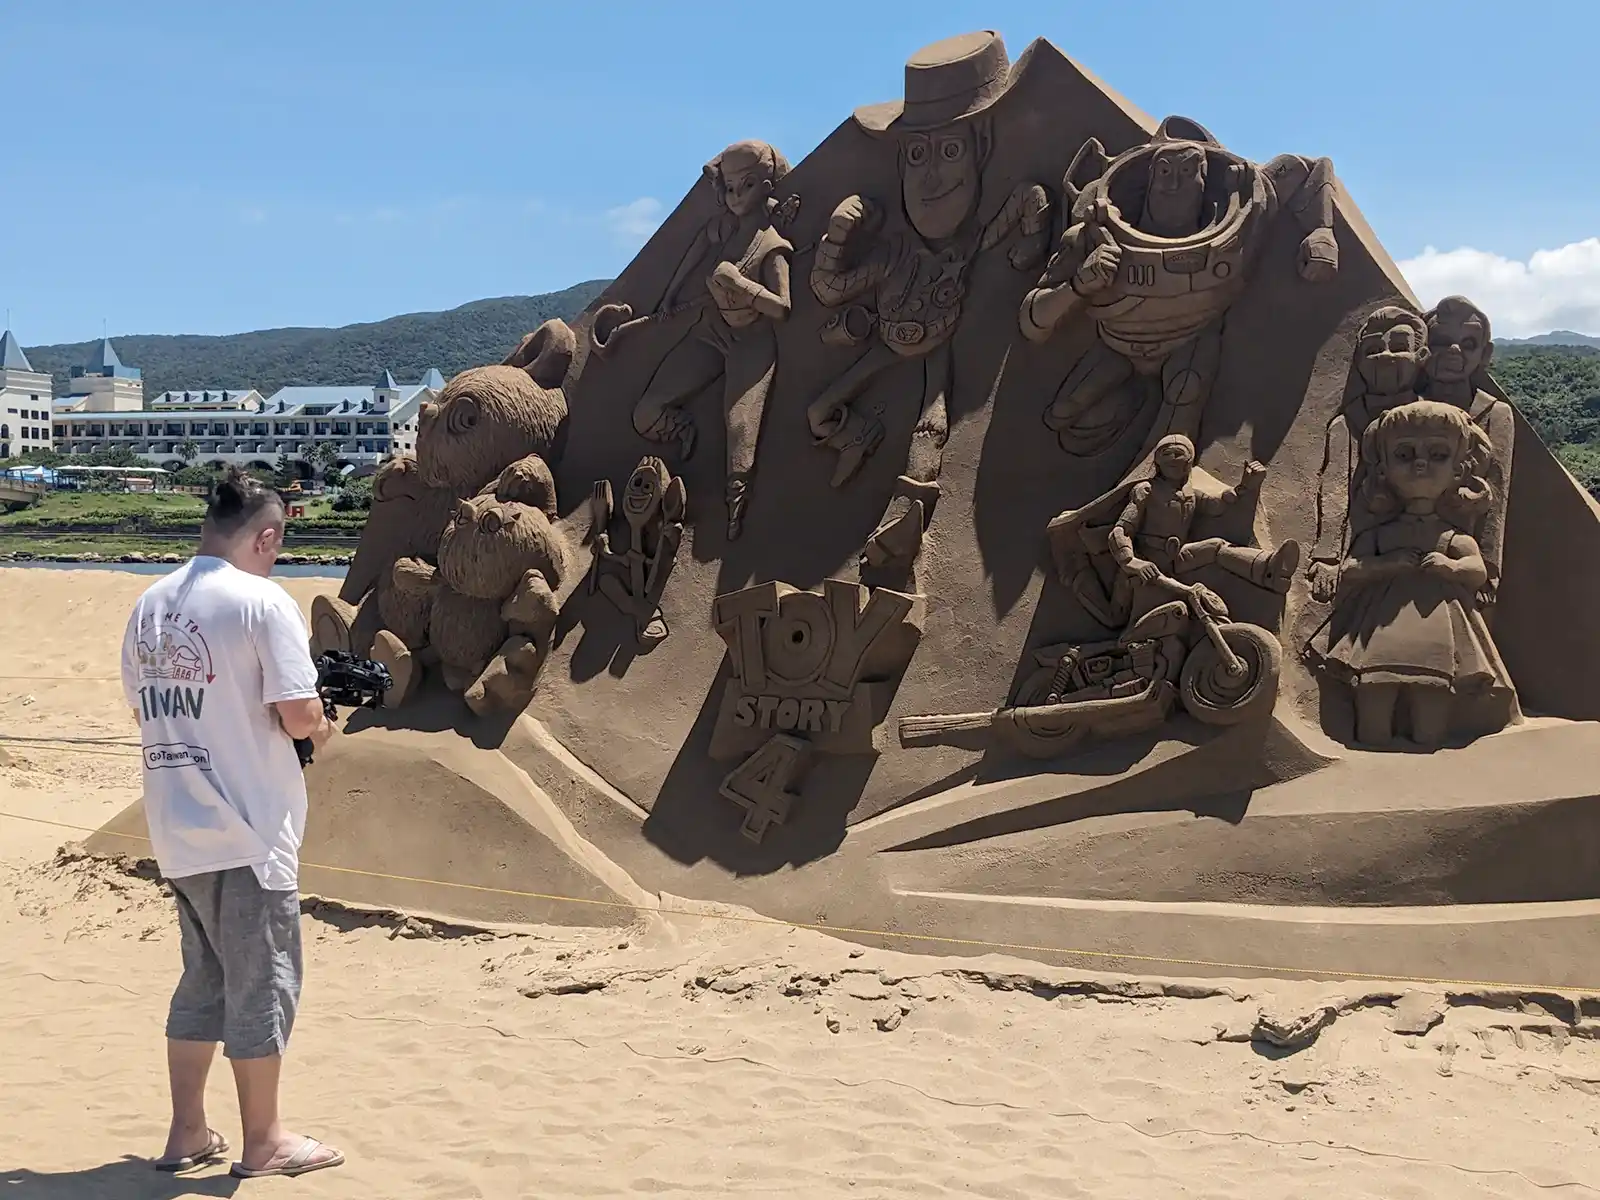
[0,533,352,559]
[0,489,367,531]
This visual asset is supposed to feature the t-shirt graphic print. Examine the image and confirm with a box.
[121,556,319,890]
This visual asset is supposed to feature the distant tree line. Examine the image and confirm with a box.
[21,282,608,398]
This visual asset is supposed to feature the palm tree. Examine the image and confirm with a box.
[178,438,200,465]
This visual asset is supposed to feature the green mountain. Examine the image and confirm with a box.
[22,281,610,399]
[19,285,1599,494]
[1501,331,1600,349]
[1496,343,1600,491]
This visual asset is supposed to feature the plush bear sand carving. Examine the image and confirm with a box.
[310,319,575,678]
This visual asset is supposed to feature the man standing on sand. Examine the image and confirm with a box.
[120,468,344,1179]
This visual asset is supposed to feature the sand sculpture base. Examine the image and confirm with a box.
[91,699,1600,985]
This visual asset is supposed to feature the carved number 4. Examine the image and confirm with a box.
[719,734,812,844]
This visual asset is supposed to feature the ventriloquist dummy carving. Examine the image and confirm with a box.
[590,140,798,541]
[587,456,686,651]
[1306,400,1519,747]
[899,436,1295,758]
[374,477,574,716]
[1418,296,1515,605]
[807,31,1051,570]
[710,579,925,840]
[309,322,572,665]
[1307,298,1515,609]
[1019,117,1339,462]
[1307,306,1430,602]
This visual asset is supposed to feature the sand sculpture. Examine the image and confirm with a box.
[183,29,1600,981]
[587,456,687,650]
[309,319,577,710]
[899,434,1293,756]
[805,31,1052,571]
[710,578,925,839]
[1304,399,1519,746]
[589,141,798,542]
[1021,117,1338,462]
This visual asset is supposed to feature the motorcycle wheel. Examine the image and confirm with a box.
[1179,621,1281,726]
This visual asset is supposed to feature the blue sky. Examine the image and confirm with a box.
[5,0,1597,344]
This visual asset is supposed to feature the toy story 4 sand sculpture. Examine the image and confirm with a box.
[259,28,1600,983]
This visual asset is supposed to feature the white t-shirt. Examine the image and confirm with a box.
[120,556,319,890]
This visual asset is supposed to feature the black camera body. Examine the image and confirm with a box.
[293,651,393,767]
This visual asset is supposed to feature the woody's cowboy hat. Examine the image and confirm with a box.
[853,30,1030,135]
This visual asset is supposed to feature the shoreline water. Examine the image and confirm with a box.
[0,559,346,578]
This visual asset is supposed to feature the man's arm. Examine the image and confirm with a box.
[257,595,332,750]
[274,696,330,743]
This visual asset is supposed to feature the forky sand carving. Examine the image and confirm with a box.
[900,435,1299,758]
[586,455,687,652]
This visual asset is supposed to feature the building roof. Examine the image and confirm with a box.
[149,388,261,407]
[0,330,34,372]
[419,368,445,389]
[375,369,399,390]
[85,338,123,371]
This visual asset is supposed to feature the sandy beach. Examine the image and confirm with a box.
[2,567,1598,1199]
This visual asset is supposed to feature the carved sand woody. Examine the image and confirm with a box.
[591,141,797,541]
[1020,116,1339,464]
[807,31,1051,570]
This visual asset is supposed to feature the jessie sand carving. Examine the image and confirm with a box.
[807,31,1051,570]
[591,140,798,541]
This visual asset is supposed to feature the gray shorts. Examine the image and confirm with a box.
[166,867,303,1060]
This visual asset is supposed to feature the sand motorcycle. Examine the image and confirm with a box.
[898,573,1280,760]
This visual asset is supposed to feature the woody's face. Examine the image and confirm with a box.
[901,126,980,240]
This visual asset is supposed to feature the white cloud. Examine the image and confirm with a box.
[1398,238,1600,339]
[604,197,663,246]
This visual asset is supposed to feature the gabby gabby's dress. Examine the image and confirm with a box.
[1324,519,1515,696]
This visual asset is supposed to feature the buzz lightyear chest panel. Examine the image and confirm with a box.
[875,242,968,357]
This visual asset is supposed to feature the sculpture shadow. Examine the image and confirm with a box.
[882,721,1273,855]
[642,661,880,875]
[0,1160,241,1199]
[561,583,646,685]
[342,680,519,751]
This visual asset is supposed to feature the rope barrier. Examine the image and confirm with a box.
[1,806,1595,995]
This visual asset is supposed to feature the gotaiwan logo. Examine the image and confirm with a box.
[135,612,215,685]
[144,743,213,771]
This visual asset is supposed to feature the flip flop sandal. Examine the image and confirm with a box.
[153,1129,229,1171]
[230,1138,346,1179]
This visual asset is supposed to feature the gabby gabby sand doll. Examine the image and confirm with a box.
[1319,399,1520,747]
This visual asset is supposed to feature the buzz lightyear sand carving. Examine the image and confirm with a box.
[898,436,1296,758]
[806,31,1051,571]
[710,578,926,839]
[590,141,798,542]
[587,455,686,652]
[1020,117,1339,462]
